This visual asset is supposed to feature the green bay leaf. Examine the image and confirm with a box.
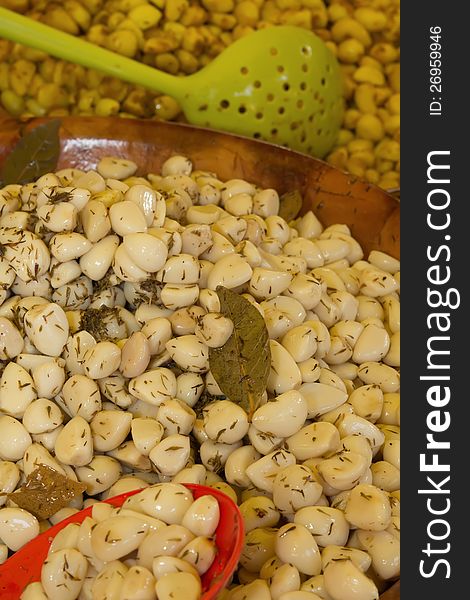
[209,287,271,418]
[0,119,61,186]
[278,189,303,222]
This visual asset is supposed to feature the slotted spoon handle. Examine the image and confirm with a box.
[0,7,186,100]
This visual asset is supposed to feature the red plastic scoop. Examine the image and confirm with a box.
[0,483,244,600]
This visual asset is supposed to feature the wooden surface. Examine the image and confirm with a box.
[0,115,400,599]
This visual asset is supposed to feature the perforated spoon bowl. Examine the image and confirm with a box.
[0,483,244,600]
[0,7,343,157]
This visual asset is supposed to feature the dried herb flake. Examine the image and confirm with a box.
[79,306,123,342]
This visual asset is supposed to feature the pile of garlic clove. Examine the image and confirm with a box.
[0,153,399,600]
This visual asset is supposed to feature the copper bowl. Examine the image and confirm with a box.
[0,116,400,600]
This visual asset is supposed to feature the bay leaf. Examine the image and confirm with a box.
[6,464,86,520]
[209,286,271,418]
[0,119,61,186]
[278,189,303,222]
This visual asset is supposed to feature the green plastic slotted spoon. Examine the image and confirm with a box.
[0,7,343,157]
